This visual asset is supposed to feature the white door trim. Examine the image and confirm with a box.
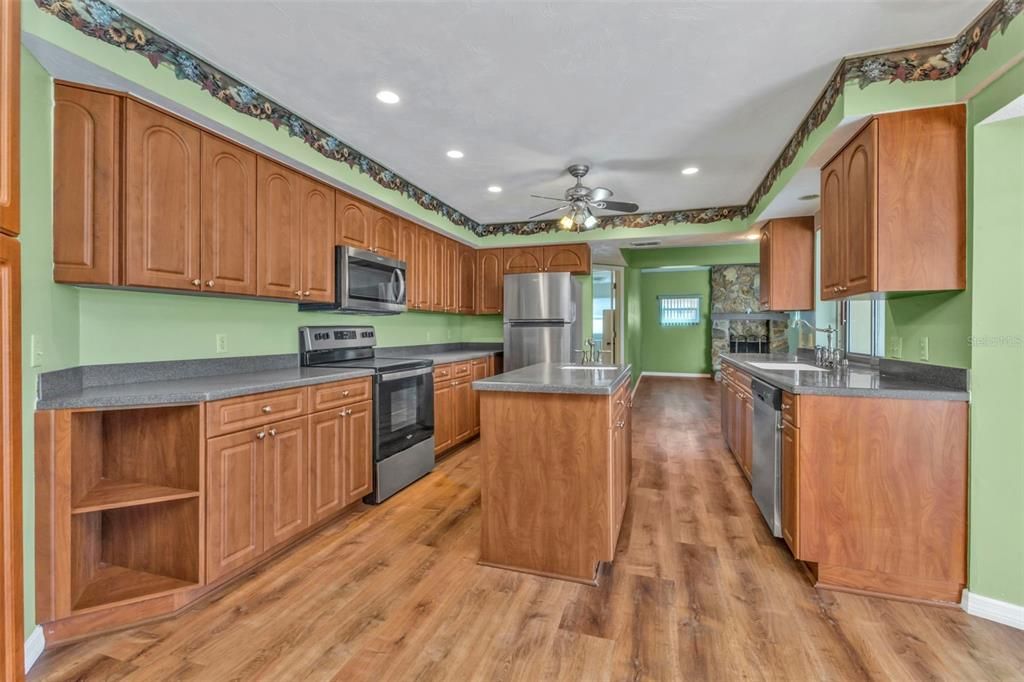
[25,625,45,673]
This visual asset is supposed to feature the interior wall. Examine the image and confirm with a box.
[639,270,712,374]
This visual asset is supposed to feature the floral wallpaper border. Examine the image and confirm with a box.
[36,0,1023,238]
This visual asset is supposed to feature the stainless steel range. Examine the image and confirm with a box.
[299,326,434,503]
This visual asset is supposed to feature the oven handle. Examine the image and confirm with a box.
[380,366,433,382]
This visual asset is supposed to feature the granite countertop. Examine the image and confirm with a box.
[377,349,500,365]
[473,363,632,395]
[36,366,374,410]
[720,353,969,401]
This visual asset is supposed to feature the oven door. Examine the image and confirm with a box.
[374,366,434,462]
[341,246,407,314]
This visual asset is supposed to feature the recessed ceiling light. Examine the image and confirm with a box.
[681,166,700,175]
[446,150,464,159]
[798,193,820,201]
[487,185,502,193]
[375,90,400,104]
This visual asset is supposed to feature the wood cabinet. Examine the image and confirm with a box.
[256,158,302,299]
[414,226,433,310]
[53,83,121,285]
[335,192,374,251]
[0,0,19,237]
[502,247,543,274]
[298,176,335,303]
[819,105,965,300]
[458,245,476,314]
[452,378,475,444]
[434,357,496,456]
[476,249,503,314]
[781,418,800,556]
[720,364,752,481]
[471,359,487,436]
[503,244,591,275]
[372,211,400,259]
[431,232,447,311]
[759,217,814,311]
[207,428,264,581]
[433,381,454,454]
[341,401,373,503]
[445,238,458,312]
[309,399,372,522]
[200,134,257,295]
[124,100,202,291]
[263,416,309,550]
[399,219,419,309]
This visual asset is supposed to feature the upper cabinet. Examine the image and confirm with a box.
[759,217,814,311]
[372,211,400,259]
[335,192,398,257]
[819,105,965,300]
[53,84,121,285]
[123,100,202,291]
[414,226,433,311]
[0,0,19,237]
[458,244,476,315]
[476,249,503,315]
[503,244,591,275]
[200,134,257,296]
[298,176,335,303]
[399,219,418,309]
[256,158,302,299]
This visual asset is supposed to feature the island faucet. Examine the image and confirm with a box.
[790,319,842,368]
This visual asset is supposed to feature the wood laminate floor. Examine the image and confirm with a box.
[30,378,1024,681]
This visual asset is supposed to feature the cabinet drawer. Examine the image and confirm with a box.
[471,357,488,367]
[207,388,306,438]
[732,368,753,392]
[433,363,453,383]
[309,377,372,412]
[781,392,799,426]
[452,361,472,379]
[610,381,630,426]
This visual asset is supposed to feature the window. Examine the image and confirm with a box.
[658,294,702,327]
[845,299,886,357]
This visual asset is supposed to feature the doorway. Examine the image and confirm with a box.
[592,267,624,364]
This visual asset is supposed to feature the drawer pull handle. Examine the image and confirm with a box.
[261,406,273,413]
[344,408,352,416]
[616,399,625,406]
[342,390,350,397]
[256,431,266,440]
[268,428,277,437]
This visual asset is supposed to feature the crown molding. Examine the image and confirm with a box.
[35,0,1022,238]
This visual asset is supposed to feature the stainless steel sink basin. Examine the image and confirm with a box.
[749,362,828,372]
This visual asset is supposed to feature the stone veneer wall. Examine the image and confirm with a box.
[709,265,789,372]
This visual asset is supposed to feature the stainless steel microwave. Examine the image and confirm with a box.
[299,246,407,315]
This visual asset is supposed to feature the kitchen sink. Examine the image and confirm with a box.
[749,362,828,372]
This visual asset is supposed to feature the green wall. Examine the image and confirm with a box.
[639,270,712,374]
[623,243,758,268]
[624,268,642,382]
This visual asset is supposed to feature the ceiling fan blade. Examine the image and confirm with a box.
[530,194,568,202]
[594,200,639,213]
[527,205,568,220]
[589,187,613,202]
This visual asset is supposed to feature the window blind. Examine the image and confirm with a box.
[658,294,701,327]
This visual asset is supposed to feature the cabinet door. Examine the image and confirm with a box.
[308,410,345,523]
[542,244,590,274]
[781,421,800,557]
[53,85,120,285]
[0,236,19,673]
[342,401,373,504]
[458,245,476,314]
[820,154,844,300]
[476,249,503,314]
[471,361,487,435]
[431,233,447,311]
[434,382,454,455]
[256,158,302,299]
[445,239,458,312]
[0,0,18,237]
[503,247,544,274]
[207,429,264,581]
[263,417,309,549]
[124,101,202,290]
[299,176,335,302]
[200,134,257,295]
[372,211,400,258]
[416,227,434,310]
[399,220,418,308]
[843,120,878,297]
[335,192,374,250]
[758,225,771,308]
[452,379,474,444]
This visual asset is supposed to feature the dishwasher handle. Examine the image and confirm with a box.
[751,379,782,409]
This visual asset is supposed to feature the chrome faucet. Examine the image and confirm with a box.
[573,338,612,365]
[790,319,842,369]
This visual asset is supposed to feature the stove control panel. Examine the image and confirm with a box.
[299,325,376,353]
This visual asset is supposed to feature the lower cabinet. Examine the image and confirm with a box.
[263,417,310,550]
[433,380,454,455]
[206,428,265,581]
[434,356,496,457]
[781,418,800,556]
[720,366,753,481]
[308,401,373,524]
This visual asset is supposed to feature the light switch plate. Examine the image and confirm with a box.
[29,334,44,368]
[890,336,903,359]
[920,336,930,361]
[216,333,228,354]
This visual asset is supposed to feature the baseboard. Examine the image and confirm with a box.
[640,371,712,378]
[25,625,45,673]
[962,590,1024,630]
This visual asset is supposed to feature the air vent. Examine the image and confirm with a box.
[630,240,662,248]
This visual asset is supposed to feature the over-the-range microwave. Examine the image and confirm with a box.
[299,246,407,315]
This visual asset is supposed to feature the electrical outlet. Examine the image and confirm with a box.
[29,334,44,368]
[890,336,903,359]
[216,333,228,354]
[920,336,930,362]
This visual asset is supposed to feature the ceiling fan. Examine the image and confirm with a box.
[528,164,639,230]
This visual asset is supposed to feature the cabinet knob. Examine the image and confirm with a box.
[256,431,266,440]
[268,428,277,437]
[345,408,353,416]
[303,290,311,297]
[191,279,201,287]
[342,390,350,397]
[261,405,273,413]
[616,399,625,406]
[206,280,215,287]
[295,290,303,297]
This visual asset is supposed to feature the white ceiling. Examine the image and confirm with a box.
[114,0,986,225]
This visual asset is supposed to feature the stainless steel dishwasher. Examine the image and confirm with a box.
[751,379,783,537]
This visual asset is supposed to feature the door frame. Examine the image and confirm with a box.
[592,265,625,365]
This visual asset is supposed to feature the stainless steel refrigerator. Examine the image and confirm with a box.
[503,272,582,371]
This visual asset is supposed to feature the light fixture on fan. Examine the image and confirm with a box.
[529,165,638,232]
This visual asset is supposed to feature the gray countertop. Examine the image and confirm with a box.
[377,349,500,364]
[36,366,374,410]
[720,353,969,401]
[473,363,632,395]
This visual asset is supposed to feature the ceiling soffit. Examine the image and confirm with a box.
[34,0,1023,238]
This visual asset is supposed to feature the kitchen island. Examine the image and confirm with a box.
[473,363,632,584]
